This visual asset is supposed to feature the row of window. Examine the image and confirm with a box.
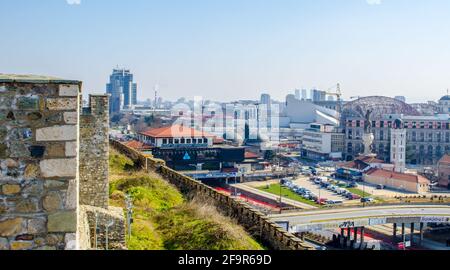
[347,129,450,143]
[162,138,209,145]
[347,120,450,130]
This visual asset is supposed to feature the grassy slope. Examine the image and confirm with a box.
[109,149,263,250]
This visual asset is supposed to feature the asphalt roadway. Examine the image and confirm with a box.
[269,205,450,227]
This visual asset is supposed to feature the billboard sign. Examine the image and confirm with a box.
[369,218,387,226]
[420,217,450,223]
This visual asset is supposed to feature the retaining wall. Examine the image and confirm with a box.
[110,140,314,250]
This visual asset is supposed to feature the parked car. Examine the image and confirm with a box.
[346,193,361,200]
[347,182,358,188]
[376,184,385,190]
[316,198,328,205]
[361,197,375,203]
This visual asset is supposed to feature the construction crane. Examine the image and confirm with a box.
[325,83,343,114]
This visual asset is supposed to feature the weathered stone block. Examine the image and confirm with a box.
[46,98,77,111]
[44,180,66,190]
[22,180,43,195]
[0,97,13,109]
[27,218,46,235]
[16,199,40,213]
[0,238,9,250]
[27,112,43,121]
[65,180,77,210]
[47,211,77,233]
[0,112,6,122]
[10,241,33,250]
[35,245,57,250]
[0,143,7,158]
[36,125,77,141]
[64,233,77,250]
[16,96,40,111]
[24,164,40,179]
[45,143,66,157]
[43,192,63,212]
[0,218,24,237]
[9,142,30,158]
[2,184,21,195]
[44,113,63,124]
[45,234,62,246]
[65,142,77,157]
[59,85,79,97]
[40,159,77,178]
[63,112,78,124]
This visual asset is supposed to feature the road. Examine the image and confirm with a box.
[269,205,450,227]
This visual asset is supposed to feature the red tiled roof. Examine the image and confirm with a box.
[245,151,259,159]
[139,125,216,138]
[213,137,225,144]
[125,140,152,150]
[439,155,450,164]
[356,156,384,164]
[366,168,430,184]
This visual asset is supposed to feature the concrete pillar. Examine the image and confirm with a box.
[419,223,424,245]
[354,227,358,243]
[410,223,415,245]
[347,228,352,241]
[360,227,365,250]
[401,223,406,243]
[393,223,397,239]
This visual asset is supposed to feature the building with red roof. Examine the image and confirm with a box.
[138,124,216,148]
[364,168,430,194]
[136,124,244,171]
[124,140,152,151]
[438,155,450,189]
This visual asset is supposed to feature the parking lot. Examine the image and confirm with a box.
[292,176,346,202]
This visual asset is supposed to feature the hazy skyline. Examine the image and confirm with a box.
[1,0,450,103]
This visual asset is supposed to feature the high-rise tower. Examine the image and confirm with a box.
[106,68,138,114]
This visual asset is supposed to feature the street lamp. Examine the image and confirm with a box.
[125,194,133,240]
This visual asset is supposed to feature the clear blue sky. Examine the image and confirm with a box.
[1,0,450,103]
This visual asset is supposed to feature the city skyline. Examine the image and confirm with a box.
[2,0,450,103]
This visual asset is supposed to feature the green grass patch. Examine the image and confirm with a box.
[109,148,136,175]
[109,149,264,250]
[257,184,320,207]
[155,203,263,250]
[346,188,372,198]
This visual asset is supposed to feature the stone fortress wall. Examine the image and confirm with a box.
[0,78,81,250]
[0,75,125,250]
[79,94,125,250]
[110,140,315,250]
[79,95,110,209]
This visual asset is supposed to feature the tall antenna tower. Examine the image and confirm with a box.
[154,84,159,110]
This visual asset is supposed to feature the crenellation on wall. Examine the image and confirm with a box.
[0,77,81,250]
[79,95,110,209]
